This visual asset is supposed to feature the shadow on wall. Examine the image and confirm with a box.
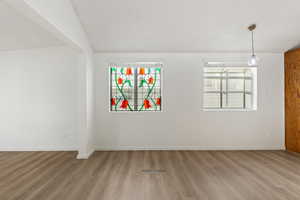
[290,43,300,51]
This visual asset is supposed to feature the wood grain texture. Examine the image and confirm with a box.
[1,151,300,200]
[285,48,300,152]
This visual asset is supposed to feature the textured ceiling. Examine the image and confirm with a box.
[71,0,300,53]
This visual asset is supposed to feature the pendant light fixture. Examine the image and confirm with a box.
[248,24,258,66]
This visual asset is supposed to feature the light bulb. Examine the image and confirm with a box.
[248,55,258,66]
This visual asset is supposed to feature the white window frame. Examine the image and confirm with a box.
[203,62,257,112]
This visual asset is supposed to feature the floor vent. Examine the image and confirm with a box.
[142,169,166,174]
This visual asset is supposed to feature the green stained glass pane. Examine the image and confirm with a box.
[111,67,116,72]
[125,80,132,87]
[139,79,147,87]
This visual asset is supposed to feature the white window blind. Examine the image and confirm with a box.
[203,66,257,110]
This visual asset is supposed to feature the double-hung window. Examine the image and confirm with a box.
[203,65,257,110]
[110,62,162,112]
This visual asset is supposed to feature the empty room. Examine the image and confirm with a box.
[1,0,300,199]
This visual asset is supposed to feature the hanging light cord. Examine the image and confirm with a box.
[248,24,256,56]
[251,30,254,56]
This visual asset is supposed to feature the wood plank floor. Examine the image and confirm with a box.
[1,151,300,200]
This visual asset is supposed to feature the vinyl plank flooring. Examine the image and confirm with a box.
[1,151,300,200]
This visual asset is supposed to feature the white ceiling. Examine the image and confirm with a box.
[72,0,300,53]
[0,1,63,51]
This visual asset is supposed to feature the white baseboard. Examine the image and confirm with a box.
[0,146,286,153]
[0,147,77,151]
[95,146,285,151]
[77,149,95,159]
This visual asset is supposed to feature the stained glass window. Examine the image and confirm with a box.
[110,63,162,112]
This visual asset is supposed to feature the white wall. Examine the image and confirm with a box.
[0,47,81,150]
[95,53,285,150]
[5,0,95,158]
[21,0,96,157]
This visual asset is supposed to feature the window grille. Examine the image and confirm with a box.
[203,67,256,110]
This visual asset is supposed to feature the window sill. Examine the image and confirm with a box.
[203,108,257,112]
